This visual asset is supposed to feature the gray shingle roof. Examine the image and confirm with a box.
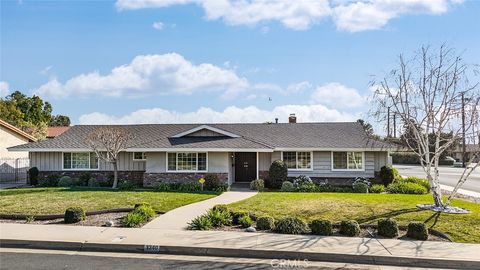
[8,122,391,151]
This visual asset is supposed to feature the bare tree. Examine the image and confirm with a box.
[371,45,480,213]
[86,127,134,188]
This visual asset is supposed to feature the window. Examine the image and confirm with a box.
[282,151,312,170]
[133,152,146,161]
[167,152,208,172]
[332,151,364,170]
[63,152,98,170]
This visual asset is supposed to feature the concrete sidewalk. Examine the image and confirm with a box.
[1,223,479,269]
[143,190,257,230]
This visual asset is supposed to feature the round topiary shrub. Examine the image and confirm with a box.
[250,179,265,191]
[281,181,295,192]
[256,216,275,230]
[28,167,39,186]
[64,207,86,224]
[204,174,222,191]
[370,184,385,193]
[238,215,253,228]
[377,218,398,238]
[339,220,360,237]
[58,176,75,187]
[407,222,428,240]
[309,220,332,236]
[268,160,287,189]
[274,217,308,234]
[379,166,399,186]
[353,182,369,193]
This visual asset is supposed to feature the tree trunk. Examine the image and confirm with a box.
[427,173,443,207]
[112,162,118,189]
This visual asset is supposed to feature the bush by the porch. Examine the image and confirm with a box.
[268,160,287,189]
[250,179,264,191]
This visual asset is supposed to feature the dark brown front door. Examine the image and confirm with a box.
[234,152,257,182]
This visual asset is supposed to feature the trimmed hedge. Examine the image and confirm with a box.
[339,220,360,237]
[386,182,428,194]
[64,207,86,224]
[377,218,398,238]
[256,216,275,230]
[280,181,295,192]
[309,220,332,236]
[407,222,428,240]
[268,160,288,189]
[402,176,430,191]
[250,179,265,191]
[58,176,75,187]
[274,217,308,234]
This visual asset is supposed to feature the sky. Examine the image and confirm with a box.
[1,0,479,134]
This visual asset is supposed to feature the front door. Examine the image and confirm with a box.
[234,152,257,182]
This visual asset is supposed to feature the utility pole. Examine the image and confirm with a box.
[393,112,396,138]
[387,107,390,137]
[461,92,466,168]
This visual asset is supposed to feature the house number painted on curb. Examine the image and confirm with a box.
[144,244,161,253]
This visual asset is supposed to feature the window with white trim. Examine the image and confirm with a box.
[167,152,207,172]
[63,152,98,170]
[133,152,146,161]
[282,151,312,170]
[332,152,363,170]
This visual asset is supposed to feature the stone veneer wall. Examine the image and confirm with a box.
[143,172,228,187]
[38,171,145,186]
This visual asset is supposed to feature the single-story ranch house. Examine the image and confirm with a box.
[8,118,392,187]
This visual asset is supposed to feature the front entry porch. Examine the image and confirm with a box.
[233,152,258,183]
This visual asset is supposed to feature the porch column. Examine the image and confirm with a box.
[256,152,259,180]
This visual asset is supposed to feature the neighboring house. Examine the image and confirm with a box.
[8,117,392,187]
[0,119,36,159]
[451,144,480,163]
[47,126,70,139]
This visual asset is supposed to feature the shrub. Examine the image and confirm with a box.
[204,174,222,191]
[87,178,100,187]
[296,183,318,192]
[317,184,353,193]
[238,215,253,228]
[154,182,171,192]
[99,175,114,187]
[207,209,231,227]
[250,179,265,191]
[293,175,313,189]
[280,181,295,192]
[187,214,213,230]
[339,220,360,237]
[134,202,151,209]
[403,176,430,191]
[379,166,400,186]
[256,216,275,230]
[64,207,86,224]
[377,218,398,238]
[28,167,39,186]
[212,204,229,213]
[309,220,332,236]
[407,222,428,240]
[77,172,91,187]
[118,180,137,191]
[268,160,288,189]
[231,211,249,225]
[370,184,385,193]
[386,182,428,194]
[40,174,59,187]
[214,183,229,193]
[58,176,75,187]
[122,205,156,227]
[391,152,420,164]
[177,182,202,192]
[274,217,308,234]
[353,182,369,193]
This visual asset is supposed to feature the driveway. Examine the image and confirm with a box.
[394,164,480,193]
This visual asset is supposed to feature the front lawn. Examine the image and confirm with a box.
[0,187,217,215]
[227,192,480,243]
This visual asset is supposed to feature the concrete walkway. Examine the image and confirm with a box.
[1,223,479,269]
[143,190,257,230]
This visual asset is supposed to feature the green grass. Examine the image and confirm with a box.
[0,187,217,215]
[228,192,480,243]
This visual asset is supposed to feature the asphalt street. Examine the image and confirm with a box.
[394,165,480,193]
[0,248,451,270]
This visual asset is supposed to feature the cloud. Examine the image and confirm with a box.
[40,65,53,75]
[35,53,249,99]
[287,81,313,93]
[310,82,366,108]
[115,0,462,32]
[332,0,461,32]
[0,81,9,97]
[152,21,164,30]
[79,104,357,124]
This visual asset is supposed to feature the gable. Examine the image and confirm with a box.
[171,125,240,138]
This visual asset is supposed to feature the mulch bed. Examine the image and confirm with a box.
[216,225,450,242]
[0,212,128,227]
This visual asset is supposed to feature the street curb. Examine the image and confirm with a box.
[1,239,479,269]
